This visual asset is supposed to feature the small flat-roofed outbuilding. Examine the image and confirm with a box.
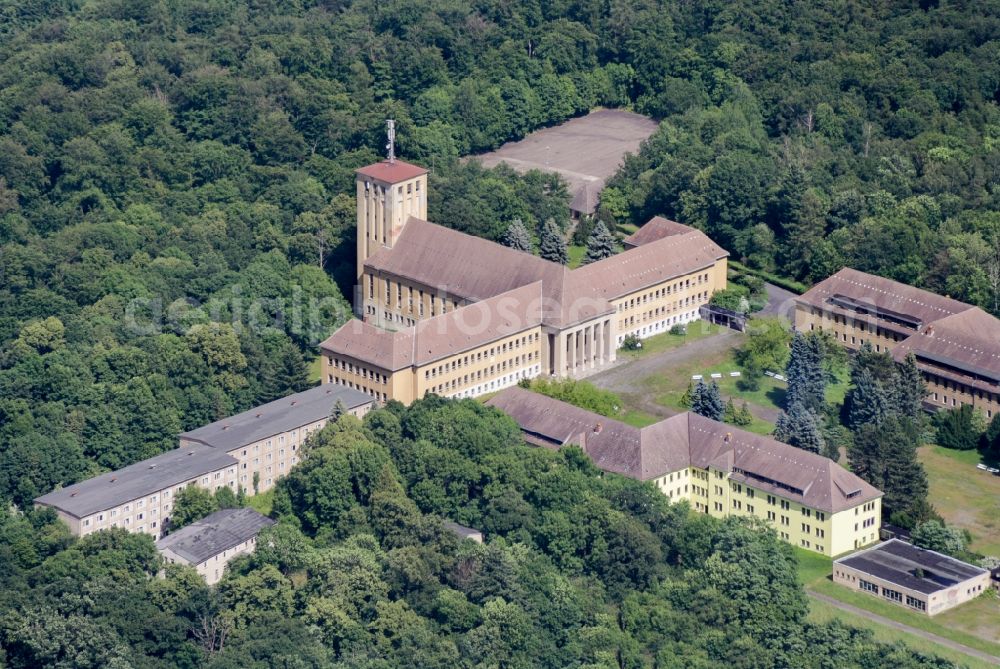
[157,508,275,585]
[834,539,990,615]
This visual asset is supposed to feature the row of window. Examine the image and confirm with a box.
[428,355,538,394]
[425,334,539,380]
[620,293,708,328]
[328,376,388,403]
[329,356,388,385]
[618,272,711,313]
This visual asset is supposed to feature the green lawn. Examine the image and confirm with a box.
[807,597,998,669]
[919,445,1000,555]
[568,244,586,268]
[794,548,1000,660]
[308,355,322,383]
[619,322,724,359]
[247,490,275,516]
[620,409,661,427]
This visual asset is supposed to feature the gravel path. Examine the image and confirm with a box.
[589,329,744,420]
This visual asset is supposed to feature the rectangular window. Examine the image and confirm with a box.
[859,579,878,593]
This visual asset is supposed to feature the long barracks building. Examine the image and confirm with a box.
[488,387,883,557]
[321,154,729,404]
[796,268,1000,419]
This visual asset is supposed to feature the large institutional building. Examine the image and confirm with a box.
[488,387,883,556]
[796,268,1000,419]
[320,157,729,404]
[35,385,374,539]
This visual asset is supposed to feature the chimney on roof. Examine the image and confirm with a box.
[110,477,117,482]
[290,400,297,406]
[724,432,732,443]
[594,422,603,434]
[386,119,396,164]
[925,326,934,336]
[70,492,77,497]
[222,425,229,430]
[255,413,262,418]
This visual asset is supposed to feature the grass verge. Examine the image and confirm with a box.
[247,490,275,516]
[794,547,1000,660]
[918,445,1000,555]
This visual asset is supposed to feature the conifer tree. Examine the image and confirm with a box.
[330,399,347,421]
[774,401,824,453]
[502,219,533,253]
[691,380,724,421]
[679,380,695,409]
[894,353,926,418]
[849,416,931,526]
[844,368,890,430]
[583,220,616,264]
[539,218,568,265]
[786,332,826,412]
[735,401,754,426]
[982,413,1000,460]
[723,398,738,424]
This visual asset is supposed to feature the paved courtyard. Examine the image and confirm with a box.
[473,109,659,215]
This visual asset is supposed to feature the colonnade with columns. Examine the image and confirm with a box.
[550,318,615,377]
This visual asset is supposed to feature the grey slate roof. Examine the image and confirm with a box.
[836,539,987,595]
[35,445,238,519]
[180,384,373,452]
[156,508,275,565]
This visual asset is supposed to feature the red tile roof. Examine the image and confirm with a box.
[487,388,882,513]
[320,282,544,371]
[623,216,698,247]
[356,160,428,183]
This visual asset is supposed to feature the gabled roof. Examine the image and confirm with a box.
[35,445,238,519]
[572,229,728,301]
[623,216,697,247]
[364,216,722,328]
[320,282,545,371]
[156,508,275,565]
[487,388,882,514]
[180,384,373,452]
[355,160,428,183]
[796,268,971,328]
[891,307,1000,385]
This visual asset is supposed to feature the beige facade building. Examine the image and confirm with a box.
[180,384,374,494]
[488,387,883,557]
[35,444,239,539]
[157,508,275,585]
[834,539,991,615]
[37,385,374,538]
[323,159,729,405]
[796,268,1000,418]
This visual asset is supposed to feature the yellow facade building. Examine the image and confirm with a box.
[323,158,729,405]
[488,387,883,556]
[796,268,1000,419]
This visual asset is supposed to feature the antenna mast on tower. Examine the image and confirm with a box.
[386,119,396,164]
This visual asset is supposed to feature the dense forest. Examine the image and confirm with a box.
[0,399,966,667]
[1,0,998,505]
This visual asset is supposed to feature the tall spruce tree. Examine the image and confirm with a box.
[785,332,826,412]
[502,219,533,253]
[843,368,890,430]
[583,220,616,264]
[849,416,931,526]
[774,401,825,453]
[539,218,569,265]
[894,353,926,418]
[691,380,725,421]
[933,405,981,450]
